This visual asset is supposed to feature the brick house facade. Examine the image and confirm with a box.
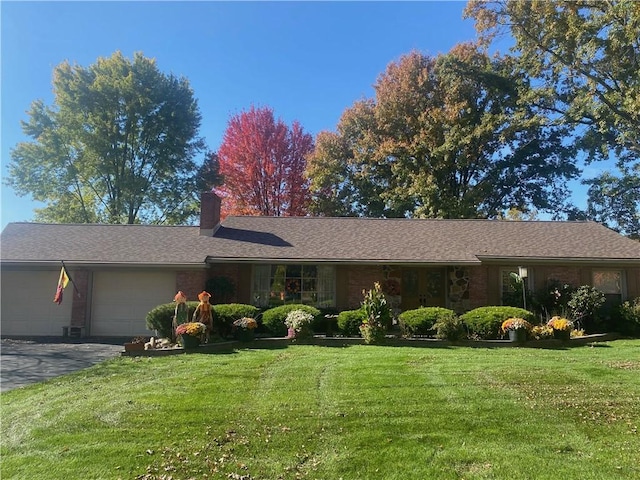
[196,261,639,315]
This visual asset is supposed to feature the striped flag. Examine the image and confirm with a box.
[53,266,70,305]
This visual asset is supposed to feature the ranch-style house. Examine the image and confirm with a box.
[1,192,639,337]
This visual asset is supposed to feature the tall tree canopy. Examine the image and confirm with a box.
[217,106,314,217]
[7,51,206,224]
[465,0,640,236]
[307,44,578,218]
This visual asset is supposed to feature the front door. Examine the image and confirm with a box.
[402,268,446,310]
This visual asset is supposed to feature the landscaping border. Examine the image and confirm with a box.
[120,333,620,356]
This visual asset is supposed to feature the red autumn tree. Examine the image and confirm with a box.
[217,106,314,217]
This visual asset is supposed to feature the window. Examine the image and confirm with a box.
[252,264,335,308]
[593,270,624,307]
[500,267,532,308]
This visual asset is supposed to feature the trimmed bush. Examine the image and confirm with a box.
[460,306,534,339]
[146,301,200,339]
[398,307,456,337]
[337,309,366,336]
[262,304,321,336]
[617,297,640,337]
[212,304,259,338]
[433,315,465,341]
[567,285,606,332]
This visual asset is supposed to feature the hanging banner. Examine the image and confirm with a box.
[53,266,70,305]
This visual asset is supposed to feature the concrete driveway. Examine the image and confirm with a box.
[1,338,124,392]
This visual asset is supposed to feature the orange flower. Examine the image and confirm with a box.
[501,317,533,333]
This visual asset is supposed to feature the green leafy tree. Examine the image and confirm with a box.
[465,0,640,236]
[6,51,206,224]
[307,45,577,218]
[584,165,640,239]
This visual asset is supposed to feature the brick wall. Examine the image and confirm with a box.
[344,265,385,310]
[176,270,208,301]
[184,262,640,314]
[200,191,221,235]
[70,269,90,328]
[467,265,489,310]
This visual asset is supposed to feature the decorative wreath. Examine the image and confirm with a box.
[286,279,301,295]
[382,278,401,296]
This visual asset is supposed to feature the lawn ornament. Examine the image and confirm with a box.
[193,291,213,342]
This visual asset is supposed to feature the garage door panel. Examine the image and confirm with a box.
[91,271,175,337]
[1,270,72,336]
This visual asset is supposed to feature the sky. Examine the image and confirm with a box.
[0,1,596,230]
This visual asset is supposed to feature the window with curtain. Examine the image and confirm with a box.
[252,264,335,308]
[592,270,624,306]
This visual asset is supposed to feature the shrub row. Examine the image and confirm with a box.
[147,300,639,340]
[145,303,534,340]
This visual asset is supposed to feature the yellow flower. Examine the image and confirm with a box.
[547,316,572,331]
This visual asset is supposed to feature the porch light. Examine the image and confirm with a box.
[518,266,528,311]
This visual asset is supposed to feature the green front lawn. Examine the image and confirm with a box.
[2,341,639,479]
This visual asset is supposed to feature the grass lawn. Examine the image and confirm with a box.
[2,340,639,479]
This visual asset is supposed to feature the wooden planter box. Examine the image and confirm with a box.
[124,342,145,352]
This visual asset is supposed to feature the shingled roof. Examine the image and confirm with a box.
[1,217,638,266]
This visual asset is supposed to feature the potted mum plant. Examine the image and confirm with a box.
[232,317,258,342]
[284,309,314,340]
[175,322,206,349]
[501,317,532,343]
[547,316,573,341]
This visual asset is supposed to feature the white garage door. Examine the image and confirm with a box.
[1,270,73,336]
[91,271,176,337]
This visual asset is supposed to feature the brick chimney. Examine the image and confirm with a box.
[200,191,221,236]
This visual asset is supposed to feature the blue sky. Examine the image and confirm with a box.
[0,1,591,229]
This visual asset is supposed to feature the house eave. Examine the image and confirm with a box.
[0,260,209,269]
[476,256,640,265]
[205,256,482,266]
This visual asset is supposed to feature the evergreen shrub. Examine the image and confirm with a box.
[337,309,367,336]
[398,307,456,337]
[146,301,200,338]
[433,315,465,341]
[262,304,321,336]
[617,297,640,337]
[213,304,260,338]
[460,306,534,339]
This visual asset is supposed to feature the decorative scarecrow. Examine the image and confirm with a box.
[192,291,213,342]
[172,291,188,341]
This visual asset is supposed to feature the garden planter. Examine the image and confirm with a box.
[179,333,201,349]
[234,329,256,342]
[124,342,145,352]
[553,329,571,341]
[508,329,527,343]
